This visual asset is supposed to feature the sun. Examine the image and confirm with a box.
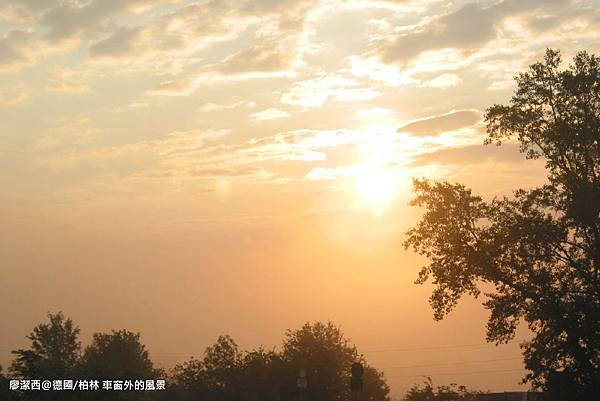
[353,163,401,214]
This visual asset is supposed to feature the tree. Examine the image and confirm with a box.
[404,49,600,400]
[10,312,81,400]
[167,323,390,401]
[1,364,19,401]
[403,378,478,401]
[167,335,243,401]
[202,335,241,401]
[10,312,81,379]
[79,329,159,400]
[166,357,208,401]
[236,347,286,401]
[281,321,390,401]
[362,365,392,401]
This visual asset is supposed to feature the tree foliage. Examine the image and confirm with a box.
[403,378,478,401]
[405,49,600,400]
[80,329,158,378]
[7,316,390,401]
[282,322,359,401]
[10,312,81,380]
[1,364,19,401]
[79,329,159,400]
[9,312,81,401]
[167,322,391,401]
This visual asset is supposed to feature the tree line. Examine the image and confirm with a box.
[0,313,393,401]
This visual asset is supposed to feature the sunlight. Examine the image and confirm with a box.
[348,124,412,214]
[353,163,401,214]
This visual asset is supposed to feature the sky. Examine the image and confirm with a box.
[1,0,600,397]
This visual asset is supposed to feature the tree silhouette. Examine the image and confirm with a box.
[403,378,477,401]
[168,336,283,401]
[1,364,19,401]
[10,312,81,400]
[236,347,286,401]
[282,322,358,401]
[362,365,391,401]
[79,329,160,400]
[167,322,391,401]
[166,356,208,401]
[8,315,390,401]
[405,49,600,400]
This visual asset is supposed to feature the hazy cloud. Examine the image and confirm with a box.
[0,80,29,105]
[411,143,524,167]
[90,27,142,58]
[281,74,380,108]
[397,110,481,136]
[41,0,166,42]
[46,70,92,93]
[251,108,291,121]
[217,42,292,73]
[0,30,37,70]
[378,0,569,64]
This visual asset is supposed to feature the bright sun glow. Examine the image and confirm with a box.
[350,125,412,214]
[354,163,402,214]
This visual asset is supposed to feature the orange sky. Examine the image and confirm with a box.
[1,0,599,397]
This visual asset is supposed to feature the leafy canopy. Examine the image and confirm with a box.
[405,49,600,400]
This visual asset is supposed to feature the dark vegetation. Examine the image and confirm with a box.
[405,49,600,401]
[403,378,479,401]
[4,312,390,401]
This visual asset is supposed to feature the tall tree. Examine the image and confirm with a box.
[236,347,286,401]
[10,312,81,400]
[10,312,81,379]
[167,357,209,401]
[282,322,362,401]
[202,335,241,401]
[79,329,159,400]
[362,365,391,401]
[405,49,600,400]
[167,335,242,401]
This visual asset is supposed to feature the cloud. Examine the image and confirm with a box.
[46,70,92,93]
[0,30,37,71]
[240,0,315,15]
[40,0,166,42]
[0,80,29,106]
[216,43,293,74]
[355,107,394,120]
[32,127,363,182]
[189,165,269,178]
[148,79,196,96]
[411,143,524,167]
[251,108,291,121]
[378,0,569,65]
[33,129,228,171]
[237,129,362,163]
[198,100,256,112]
[421,73,462,88]
[212,0,319,74]
[85,1,238,74]
[397,110,481,136]
[89,27,142,58]
[0,0,60,22]
[305,166,352,181]
[281,74,380,108]
[349,55,419,87]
